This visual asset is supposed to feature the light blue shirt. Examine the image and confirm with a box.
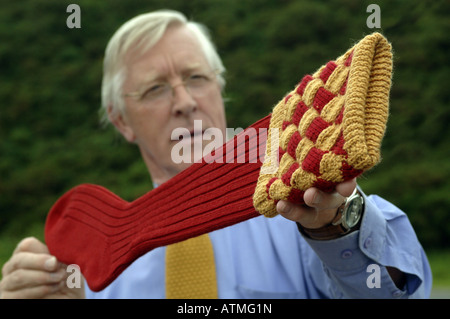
[85,188,432,299]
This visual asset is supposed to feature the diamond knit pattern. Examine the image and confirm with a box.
[254,32,393,217]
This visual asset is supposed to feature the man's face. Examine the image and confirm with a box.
[115,25,227,183]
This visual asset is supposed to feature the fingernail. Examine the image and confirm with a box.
[313,192,323,204]
[277,201,291,214]
[45,256,57,270]
[49,270,64,282]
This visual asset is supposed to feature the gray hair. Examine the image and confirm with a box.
[100,10,226,124]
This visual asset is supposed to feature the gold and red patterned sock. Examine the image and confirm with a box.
[254,32,392,217]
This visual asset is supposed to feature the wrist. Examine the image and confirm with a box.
[297,188,364,240]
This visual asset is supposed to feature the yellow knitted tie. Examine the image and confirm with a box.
[165,233,218,299]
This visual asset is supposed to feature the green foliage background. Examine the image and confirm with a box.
[0,0,449,267]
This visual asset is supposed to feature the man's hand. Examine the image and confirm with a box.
[0,237,85,299]
[276,178,357,229]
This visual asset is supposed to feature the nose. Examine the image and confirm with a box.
[172,84,198,117]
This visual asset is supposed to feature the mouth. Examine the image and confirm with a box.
[189,129,205,138]
[176,129,206,143]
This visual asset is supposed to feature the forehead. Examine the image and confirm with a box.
[124,26,210,83]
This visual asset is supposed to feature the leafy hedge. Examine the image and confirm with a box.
[0,0,448,249]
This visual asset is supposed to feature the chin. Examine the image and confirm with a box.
[174,161,195,174]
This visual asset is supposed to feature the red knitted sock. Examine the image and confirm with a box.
[45,33,392,292]
[45,115,270,291]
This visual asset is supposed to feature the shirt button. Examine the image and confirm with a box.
[341,249,353,259]
[364,237,372,249]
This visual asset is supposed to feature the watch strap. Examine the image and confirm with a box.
[297,221,348,240]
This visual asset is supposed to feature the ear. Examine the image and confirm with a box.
[107,105,136,143]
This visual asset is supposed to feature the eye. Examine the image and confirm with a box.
[142,83,166,98]
[191,73,207,79]
[187,73,210,86]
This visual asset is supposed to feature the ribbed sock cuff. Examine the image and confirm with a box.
[45,115,270,291]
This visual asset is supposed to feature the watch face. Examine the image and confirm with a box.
[344,197,363,228]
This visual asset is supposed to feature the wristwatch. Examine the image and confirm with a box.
[298,188,364,240]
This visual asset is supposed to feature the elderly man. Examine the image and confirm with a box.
[0,10,431,299]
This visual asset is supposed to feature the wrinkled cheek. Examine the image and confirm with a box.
[212,100,227,131]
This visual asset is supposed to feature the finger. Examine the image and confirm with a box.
[2,252,59,276]
[303,178,358,210]
[303,187,345,210]
[13,237,49,255]
[335,178,357,197]
[277,200,315,222]
[0,267,66,292]
[1,281,65,299]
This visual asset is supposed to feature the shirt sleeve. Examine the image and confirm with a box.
[302,188,432,299]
